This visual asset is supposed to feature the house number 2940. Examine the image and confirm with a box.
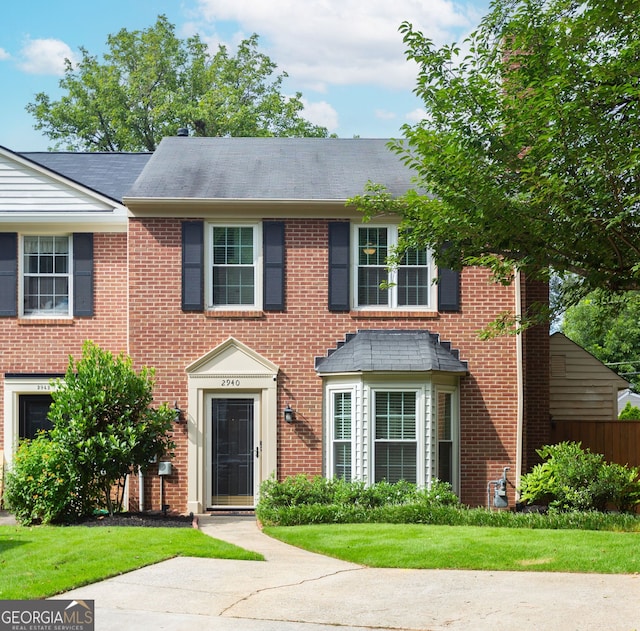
[221,379,240,387]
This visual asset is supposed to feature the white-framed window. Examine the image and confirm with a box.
[207,224,261,309]
[21,235,72,317]
[324,377,459,493]
[373,390,419,484]
[354,226,433,309]
[330,389,354,481]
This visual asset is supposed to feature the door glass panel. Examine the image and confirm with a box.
[211,398,254,506]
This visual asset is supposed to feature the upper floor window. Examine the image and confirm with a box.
[354,226,433,309]
[208,224,261,309]
[22,236,71,317]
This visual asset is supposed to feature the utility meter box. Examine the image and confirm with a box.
[493,487,508,508]
[158,461,172,476]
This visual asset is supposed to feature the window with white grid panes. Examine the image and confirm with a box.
[22,235,71,316]
[355,226,431,309]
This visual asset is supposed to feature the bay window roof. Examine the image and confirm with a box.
[315,330,468,375]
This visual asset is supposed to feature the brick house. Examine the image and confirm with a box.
[0,138,549,513]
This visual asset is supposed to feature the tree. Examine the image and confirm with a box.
[352,0,640,322]
[5,342,175,523]
[562,291,640,391]
[27,15,327,151]
[619,402,640,421]
[46,341,176,516]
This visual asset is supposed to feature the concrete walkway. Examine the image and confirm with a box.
[45,514,640,631]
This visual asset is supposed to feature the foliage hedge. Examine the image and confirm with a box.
[256,474,640,531]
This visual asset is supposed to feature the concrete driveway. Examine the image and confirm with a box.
[47,514,640,631]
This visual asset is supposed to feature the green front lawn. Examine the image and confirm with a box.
[0,525,263,599]
[264,523,640,574]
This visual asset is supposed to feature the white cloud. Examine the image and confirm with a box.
[405,108,427,123]
[0,48,10,61]
[300,98,339,131]
[375,109,397,121]
[17,38,77,75]
[194,0,480,91]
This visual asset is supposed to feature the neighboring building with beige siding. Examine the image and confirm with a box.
[550,332,628,422]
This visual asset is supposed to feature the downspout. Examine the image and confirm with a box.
[514,270,524,500]
[138,466,145,512]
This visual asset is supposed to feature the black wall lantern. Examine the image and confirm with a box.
[283,404,295,424]
[173,401,184,423]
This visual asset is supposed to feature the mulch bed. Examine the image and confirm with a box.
[77,511,197,528]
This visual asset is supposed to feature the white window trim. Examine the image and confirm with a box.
[368,386,426,486]
[205,222,262,310]
[325,377,455,490]
[326,384,357,481]
[351,224,435,311]
[19,234,73,319]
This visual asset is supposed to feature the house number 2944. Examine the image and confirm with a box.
[221,379,240,387]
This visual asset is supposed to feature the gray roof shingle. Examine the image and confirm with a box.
[20,152,152,203]
[315,330,468,374]
[125,137,415,201]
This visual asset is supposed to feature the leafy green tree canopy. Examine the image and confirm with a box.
[352,0,640,306]
[48,340,176,516]
[619,402,640,421]
[27,15,328,151]
[563,290,640,391]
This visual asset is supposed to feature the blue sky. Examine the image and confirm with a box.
[0,0,489,151]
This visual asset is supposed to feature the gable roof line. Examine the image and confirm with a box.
[0,145,128,210]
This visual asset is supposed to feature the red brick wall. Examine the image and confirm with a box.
[128,218,527,510]
[520,275,551,473]
[0,233,128,445]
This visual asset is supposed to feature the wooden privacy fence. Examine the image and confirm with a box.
[550,420,640,468]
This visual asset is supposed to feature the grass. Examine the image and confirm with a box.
[0,524,263,599]
[264,523,640,574]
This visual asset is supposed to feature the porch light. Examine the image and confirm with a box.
[362,243,376,256]
[283,404,295,423]
[173,401,184,423]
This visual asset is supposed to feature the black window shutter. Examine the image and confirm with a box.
[73,233,94,316]
[263,221,285,311]
[328,222,350,311]
[438,266,461,312]
[0,232,17,316]
[182,221,204,311]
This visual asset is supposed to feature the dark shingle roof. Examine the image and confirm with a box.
[126,137,415,201]
[315,330,468,374]
[20,152,152,203]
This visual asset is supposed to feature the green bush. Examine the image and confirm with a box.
[4,435,91,525]
[619,401,640,420]
[5,342,176,525]
[257,473,640,530]
[519,441,640,513]
[256,476,460,526]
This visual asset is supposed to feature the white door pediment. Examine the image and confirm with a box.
[186,337,278,377]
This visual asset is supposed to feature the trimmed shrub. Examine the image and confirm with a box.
[519,441,640,513]
[256,476,461,526]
